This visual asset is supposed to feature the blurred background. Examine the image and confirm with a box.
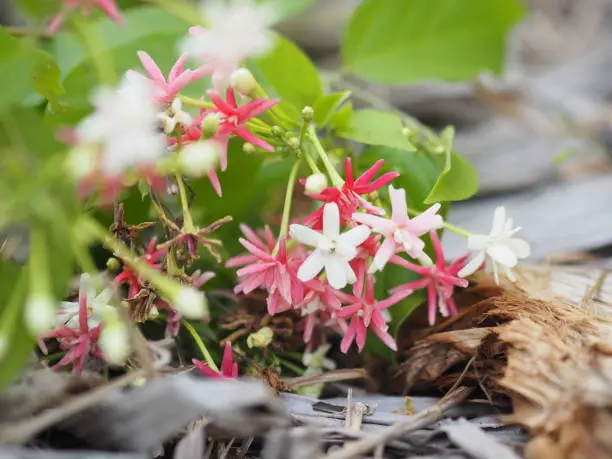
[3,0,612,266]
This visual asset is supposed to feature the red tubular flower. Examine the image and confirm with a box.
[113,237,166,299]
[203,88,279,171]
[335,274,412,353]
[192,342,238,378]
[303,157,399,230]
[389,231,470,326]
[41,279,105,373]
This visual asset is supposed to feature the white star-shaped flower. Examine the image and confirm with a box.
[458,206,531,284]
[290,202,371,290]
[57,273,116,329]
[157,97,193,134]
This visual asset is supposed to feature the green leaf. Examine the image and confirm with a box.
[30,48,65,108]
[342,0,525,84]
[327,100,354,132]
[337,109,413,150]
[249,34,323,122]
[313,91,351,127]
[13,0,57,20]
[425,127,479,203]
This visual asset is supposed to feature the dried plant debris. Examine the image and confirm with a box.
[401,266,612,459]
[0,450,147,459]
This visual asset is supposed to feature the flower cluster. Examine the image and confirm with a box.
[227,158,532,353]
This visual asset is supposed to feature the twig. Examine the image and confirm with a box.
[318,386,474,459]
[284,368,368,389]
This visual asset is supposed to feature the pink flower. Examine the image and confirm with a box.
[297,278,342,343]
[127,52,211,105]
[335,275,412,353]
[40,279,105,373]
[113,238,166,299]
[303,158,399,230]
[47,0,123,34]
[204,88,279,171]
[226,226,304,315]
[390,231,470,326]
[192,342,238,379]
[352,185,443,273]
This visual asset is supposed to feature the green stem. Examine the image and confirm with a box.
[306,125,343,187]
[303,149,321,174]
[407,208,471,238]
[182,319,219,372]
[0,272,27,360]
[179,95,215,109]
[175,174,196,233]
[273,159,302,255]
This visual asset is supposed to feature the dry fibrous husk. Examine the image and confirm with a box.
[401,265,612,459]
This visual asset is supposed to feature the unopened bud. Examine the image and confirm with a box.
[243,142,256,154]
[401,127,411,137]
[246,326,274,349]
[230,68,257,96]
[178,141,219,177]
[173,287,208,319]
[201,113,220,138]
[305,173,328,194]
[106,257,121,272]
[301,106,314,122]
[271,126,283,136]
[287,137,300,150]
[25,294,56,336]
[99,309,130,365]
[66,145,97,180]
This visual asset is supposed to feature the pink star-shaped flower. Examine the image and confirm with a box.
[113,237,166,299]
[192,342,238,379]
[204,88,279,171]
[127,51,211,105]
[40,279,105,373]
[303,157,399,230]
[389,231,470,326]
[296,277,342,343]
[335,275,412,353]
[353,184,443,273]
[47,0,123,34]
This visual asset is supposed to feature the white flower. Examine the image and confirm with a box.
[25,294,56,336]
[290,202,371,290]
[458,206,531,284]
[178,140,219,176]
[230,68,256,95]
[99,309,130,365]
[57,273,116,329]
[302,344,336,371]
[173,287,208,319]
[304,173,328,194]
[157,98,193,134]
[179,0,277,91]
[75,74,166,176]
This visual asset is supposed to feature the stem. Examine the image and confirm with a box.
[273,159,302,255]
[306,125,343,187]
[175,174,196,233]
[407,208,471,238]
[303,149,321,174]
[182,319,219,372]
[179,95,214,109]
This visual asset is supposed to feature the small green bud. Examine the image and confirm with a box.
[271,126,283,136]
[106,257,121,272]
[301,106,314,122]
[401,127,411,137]
[246,326,274,349]
[243,142,257,154]
[287,137,300,150]
[201,113,221,138]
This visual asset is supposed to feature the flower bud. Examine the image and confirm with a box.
[201,113,220,138]
[25,294,56,336]
[243,142,256,154]
[106,257,121,272]
[230,68,257,96]
[287,137,300,150]
[99,309,130,365]
[66,145,97,180]
[173,287,208,319]
[301,106,314,122]
[271,126,283,137]
[401,127,411,138]
[178,141,219,177]
[246,326,274,349]
[305,173,328,194]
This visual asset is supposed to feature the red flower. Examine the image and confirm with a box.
[113,237,166,299]
[303,157,399,230]
[389,231,470,326]
[192,342,238,378]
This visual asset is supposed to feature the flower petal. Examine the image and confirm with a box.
[458,250,486,278]
[389,185,408,224]
[487,241,519,268]
[338,225,371,248]
[322,203,340,240]
[507,238,531,258]
[297,250,326,282]
[290,224,324,248]
[324,257,349,290]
